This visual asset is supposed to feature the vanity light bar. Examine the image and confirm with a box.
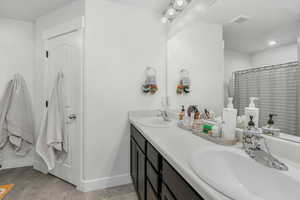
[161,0,192,23]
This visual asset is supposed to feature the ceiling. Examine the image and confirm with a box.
[0,0,299,53]
[181,0,300,53]
[108,0,169,13]
[0,0,76,21]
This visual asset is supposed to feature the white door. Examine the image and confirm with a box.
[44,30,82,185]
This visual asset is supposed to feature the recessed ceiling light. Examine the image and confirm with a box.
[268,40,278,46]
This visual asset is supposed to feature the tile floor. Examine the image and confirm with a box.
[0,167,138,200]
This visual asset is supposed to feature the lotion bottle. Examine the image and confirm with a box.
[245,97,259,128]
[222,97,237,140]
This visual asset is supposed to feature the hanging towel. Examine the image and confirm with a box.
[0,74,34,156]
[36,72,68,171]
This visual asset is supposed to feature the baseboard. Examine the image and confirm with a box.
[77,173,132,192]
[33,160,48,174]
[2,157,33,169]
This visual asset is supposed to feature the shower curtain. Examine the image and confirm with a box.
[233,62,299,136]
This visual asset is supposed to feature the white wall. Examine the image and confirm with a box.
[251,44,298,67]
[167,20,224,115]
[224,50,251,102]
[224,50,251,84]
[84,0,165,188]
[33,0,84,171]
[0,18,35,169]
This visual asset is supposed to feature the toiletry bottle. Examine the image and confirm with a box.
[247,115,255,129]
[204,109,210,120]
[194,106,200,120]
[179,105,185,121]
[263,114,280,136]
[267,114,276,128]
[222,97,237,140]
[187,105,196,126]
[245,97,259,128]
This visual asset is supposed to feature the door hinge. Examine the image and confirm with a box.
[46,51,49,58]
[46,100,49,108]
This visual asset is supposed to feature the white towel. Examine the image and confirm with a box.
[0,74,35,156]
[36,72,68,171]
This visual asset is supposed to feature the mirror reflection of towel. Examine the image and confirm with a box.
[0,74,34,156]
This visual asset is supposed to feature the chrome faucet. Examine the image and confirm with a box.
[158,110,171,122]
[243,117,288,171]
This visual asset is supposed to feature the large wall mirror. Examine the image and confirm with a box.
[165,0,300,142]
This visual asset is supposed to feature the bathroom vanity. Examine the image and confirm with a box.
[129,111,300,200]
[130,124,204,200]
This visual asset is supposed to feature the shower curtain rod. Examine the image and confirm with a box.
[233,61,299,75]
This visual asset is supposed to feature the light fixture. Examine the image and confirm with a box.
[161,0,192,24]
[173,0,187,10]
[268,40,278,46]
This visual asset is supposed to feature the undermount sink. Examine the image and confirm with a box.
[190,147,300,200]
[136,116,175,128]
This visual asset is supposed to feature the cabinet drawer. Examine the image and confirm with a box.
[162,184,176,200]
[131,125,146,153]
[147,161,159,194]
[147,143,160,171]
[162,160,203,200]
[137,147,146,200]
[147,181,159,200]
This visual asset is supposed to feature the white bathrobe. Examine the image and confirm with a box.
[36,72,68,171]
[0,74,35,156]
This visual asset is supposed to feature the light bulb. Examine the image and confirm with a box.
[175,0,184,6]
[174,0,187,10]
[161,17,169,24]
[167,8,176,16]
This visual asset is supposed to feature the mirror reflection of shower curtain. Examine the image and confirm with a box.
[234,62,299,136]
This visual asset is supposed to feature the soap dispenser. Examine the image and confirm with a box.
[222,97,237,140]
[262,114,280,136]
[267,114,276,128]
[245,97,259,128]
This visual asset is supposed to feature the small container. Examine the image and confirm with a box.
[179,105,185,121]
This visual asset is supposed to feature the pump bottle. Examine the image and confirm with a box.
[222,97,237,140]
[245,97,259,128]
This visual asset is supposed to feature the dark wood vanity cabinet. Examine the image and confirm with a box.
[131,125,146,200]
[130,124,204,200]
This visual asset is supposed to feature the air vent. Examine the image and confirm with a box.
[230,15,251,24]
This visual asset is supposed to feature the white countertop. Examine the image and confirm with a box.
[129,110,232,200]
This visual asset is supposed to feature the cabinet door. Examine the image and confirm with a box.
[147,181,158,200]
[137,147,146,200]
[161,184,175,200]
[130,138,138,190]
